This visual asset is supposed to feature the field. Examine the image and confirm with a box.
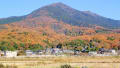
[0,56,120,68]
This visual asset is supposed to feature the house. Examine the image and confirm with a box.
[45,47,63,55]
[4,51,18,57]
[109,49,117,55]
[54,48,63,55]
[36,50,43,55]
[89,49,118,56]
[98,47,105,54]
[25,50,44,56]
[44,48,52,54]
[88,51,97,56]
[25,50,34,56]
[117,50,120,55]
[63,50,74,54]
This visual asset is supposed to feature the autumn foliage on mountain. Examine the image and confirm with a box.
[0,3,120,51]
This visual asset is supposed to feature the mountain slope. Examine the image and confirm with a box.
[27,2,120,29]
[0,2,120,29]
[0,16,26,24]
[0,3,120,50]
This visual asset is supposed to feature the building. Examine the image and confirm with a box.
[25,50,44,56]
[89,49,117,56]
[109,49,117,55]
[36,50,43,55]
[25,50,34,56]
[4,51,18,57]
[88,51,97,56]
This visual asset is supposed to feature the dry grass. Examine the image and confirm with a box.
[0,56,120,68]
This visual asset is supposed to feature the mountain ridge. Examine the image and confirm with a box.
[0,2,120,29]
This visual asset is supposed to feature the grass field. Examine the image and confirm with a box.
[0,56,120,68]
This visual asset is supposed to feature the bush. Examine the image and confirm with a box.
[107,37,115,41]
[0,64,4,68]
[61,64,72,68]
[0,64,17,68]
[81,66,88,68]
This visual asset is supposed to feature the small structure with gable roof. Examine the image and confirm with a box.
[4,51,18,57]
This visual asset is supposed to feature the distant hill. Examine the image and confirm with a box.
[0,16,26,24]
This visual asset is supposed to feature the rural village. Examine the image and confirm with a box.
[0,44,120,57]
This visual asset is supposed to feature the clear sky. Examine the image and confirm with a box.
[0,0,120,20]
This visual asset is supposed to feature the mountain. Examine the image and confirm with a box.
[0,16,26,24]
[0,2,120,29]
[27,3,120,29]
[0,3,120,50]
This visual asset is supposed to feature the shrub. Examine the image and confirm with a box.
[81,66,88,68]
[0,64,4,68]
[107,37,115,41]
[61,64,72,68]
[0,64,17,68]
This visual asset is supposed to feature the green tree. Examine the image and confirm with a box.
[29,44,43,51]
[13,43,18,50]
[0,45,8,51]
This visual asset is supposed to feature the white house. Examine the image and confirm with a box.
[110,49,117,55]
[63,50,74,54]
[88,51,97,56]
[25,50,34,56]
[4,51,18,57]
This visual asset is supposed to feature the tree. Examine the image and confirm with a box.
[13,43,18,50]
[29,44,43,51]
[65,39,87,50]
[20,43,25,50]
[0,45,8,51]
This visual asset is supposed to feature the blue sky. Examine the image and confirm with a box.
[0,0,120,20]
